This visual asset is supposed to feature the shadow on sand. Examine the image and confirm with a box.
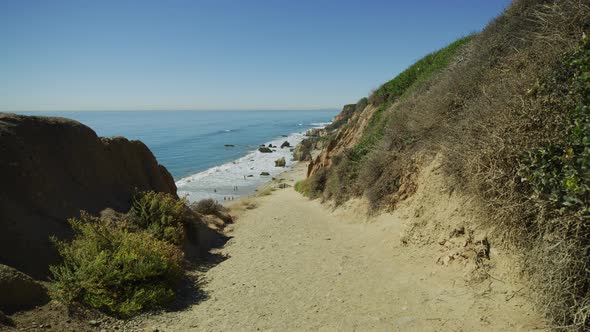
[167,220,233,312]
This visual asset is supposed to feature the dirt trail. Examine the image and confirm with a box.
[145,165,546,331]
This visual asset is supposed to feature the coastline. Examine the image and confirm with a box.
[176,125,327,204]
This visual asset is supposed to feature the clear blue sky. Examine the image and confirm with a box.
[0,0,511,111]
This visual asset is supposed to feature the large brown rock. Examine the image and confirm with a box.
[0,113,177,278]
[0,264,49,313]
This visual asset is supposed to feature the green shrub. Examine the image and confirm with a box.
[191,198,225,215]
[49,212,184,317]
[519,36,590,215]
[129,191,189,245]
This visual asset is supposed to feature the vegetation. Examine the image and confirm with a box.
[519,36,590,214]
[368,35,473,108]
[517,35,590,329]
[313,36,473,207]
[129,191,190,245]
[192,198,225,215]
[49,212,183,317]
[305,0,590,328]
[50,192,199,317]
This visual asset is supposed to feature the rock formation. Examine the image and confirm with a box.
[275,157,286,167]
[0,113,177,278]
[307,104,378,177]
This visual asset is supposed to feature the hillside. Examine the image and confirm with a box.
[299,0,590,329]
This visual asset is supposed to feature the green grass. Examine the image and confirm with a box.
[352,35,474,166]
[369,35,474,108]
[294,179,311,197]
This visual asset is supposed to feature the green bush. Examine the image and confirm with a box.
[129,191,189,245]
[49,212,184,317]
[519,36,590,215]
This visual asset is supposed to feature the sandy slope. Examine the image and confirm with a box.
[145,163,546,332]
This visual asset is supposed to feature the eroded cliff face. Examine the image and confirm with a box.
[307,104,378,177]
[0,113,177,278]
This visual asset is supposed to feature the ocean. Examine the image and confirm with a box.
[16,110,336,202]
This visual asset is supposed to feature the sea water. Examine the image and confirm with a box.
[15,110,336,202]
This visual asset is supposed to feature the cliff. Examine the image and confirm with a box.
[307,103,378,177]
[0,113,177,278]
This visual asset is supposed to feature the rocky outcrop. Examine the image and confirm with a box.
[280,141,290,148]
[275,157,286,167]
[0,113,177,278]
[307,104,378,177]
[293,142,313,161]
[0,264,49,313]
[258,147,272,153]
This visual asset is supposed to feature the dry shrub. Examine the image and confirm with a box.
[191,198,225,215]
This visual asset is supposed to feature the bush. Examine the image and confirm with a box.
[191,198,225,215]
[129,191,189,245]
[294,180,311,196]
[519,36,590,215]
[49,212,184,317]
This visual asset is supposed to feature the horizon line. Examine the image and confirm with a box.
[4,107,340,113]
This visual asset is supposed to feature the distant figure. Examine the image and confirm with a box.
[214,188,217,193]
[223,197,226,201]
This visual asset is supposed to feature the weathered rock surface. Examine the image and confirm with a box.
[0,113,177,278]
[0,264,49,313]
[292,140,313,162]
[258,147,272,153]
[308,104,377,177]
[280,141,290,148]
[275,157,286,167]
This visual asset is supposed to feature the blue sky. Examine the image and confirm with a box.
[0,0,511,111]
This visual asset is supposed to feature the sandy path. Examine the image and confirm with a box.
[146,166,545,331]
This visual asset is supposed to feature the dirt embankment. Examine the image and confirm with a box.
[0,113,177,278]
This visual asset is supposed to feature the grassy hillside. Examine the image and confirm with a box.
[303,0,590,329]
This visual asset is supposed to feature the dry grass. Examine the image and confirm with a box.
[311,0,590,329]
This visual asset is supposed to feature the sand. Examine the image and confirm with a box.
[144,161,547,331]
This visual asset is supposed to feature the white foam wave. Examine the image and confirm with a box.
[176,129,315,203]
[309,122,331,127]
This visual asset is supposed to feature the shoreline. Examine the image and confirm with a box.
[176,126,326,204]
[226,155,309,210]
